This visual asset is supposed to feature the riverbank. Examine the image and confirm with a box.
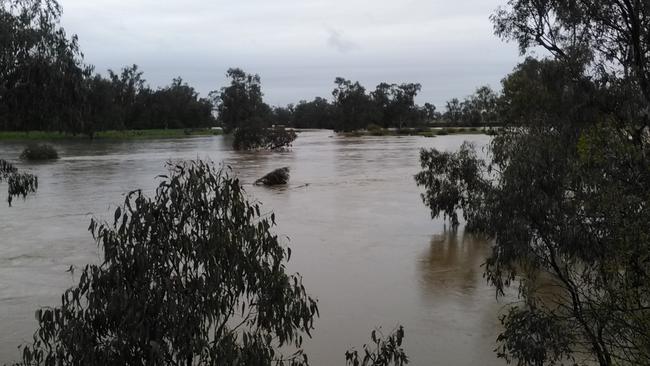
[0,128,221,141]
[341,126,496,138]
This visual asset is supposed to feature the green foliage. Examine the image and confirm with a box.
[0,0,214,137]
[345,326,408,366]
[329,78,431,131]
[441,86,499,127]
[370,82,423,129]
[0,0,215,137]
[82,67,216,135]
[213,68,271,133]
[0,159,38,206]
[291,97,336,129]
[443,98,462,124]
[0,0,86,133]
[20,144,59,160]
[331,77,379,132]
[415,142,487,229]
[496,306,575,366]
[14,161,318,365]
[272,105,294,126]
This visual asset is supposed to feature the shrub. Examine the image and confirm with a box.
[19,144,58,161]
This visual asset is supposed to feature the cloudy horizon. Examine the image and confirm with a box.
[58,0,522,108]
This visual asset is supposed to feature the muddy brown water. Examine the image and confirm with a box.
[0,130,509,365]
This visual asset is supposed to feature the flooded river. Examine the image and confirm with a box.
[0,130,507,365]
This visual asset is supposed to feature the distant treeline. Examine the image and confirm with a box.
[0,1,214,136]
[215,68,501,133]
[0,0,498,136]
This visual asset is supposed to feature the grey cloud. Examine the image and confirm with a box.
[326,29,360,53]
[58,0,522,107]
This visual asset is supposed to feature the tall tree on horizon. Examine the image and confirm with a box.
[212,68,271,132]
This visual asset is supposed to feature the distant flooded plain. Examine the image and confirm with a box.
[0,130,507,365]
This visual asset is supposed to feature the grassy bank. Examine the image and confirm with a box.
[0,128,221,141]
[341,127,495,138]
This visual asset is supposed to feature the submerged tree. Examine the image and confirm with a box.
[416,2,650,364]
[14,161,318,365]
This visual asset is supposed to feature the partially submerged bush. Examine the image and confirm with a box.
[233,119,297,150]
[20,144,58,161]
[255,167,290,186]
[15,161,318,365]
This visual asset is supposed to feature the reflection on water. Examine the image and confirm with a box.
[411,231,507,365]
[0,131,506,365]
[419,231,490,298]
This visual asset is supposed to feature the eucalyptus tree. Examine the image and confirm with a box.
[421,102,438,123]
[371,83,422,129]
[213,68,271,133]
[273,105,294,126]
[291,97,335,129]
[492,0,650,140]
[0,0,86,133]
[331,78,378,131]
[459,86,498,126]
[14,161,318,366]
[442,98,462,125]
[0,159,37,206]
[139,77,215,130]
[416,1,650,364]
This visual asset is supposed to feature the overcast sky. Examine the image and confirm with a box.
[58,0,522,107]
